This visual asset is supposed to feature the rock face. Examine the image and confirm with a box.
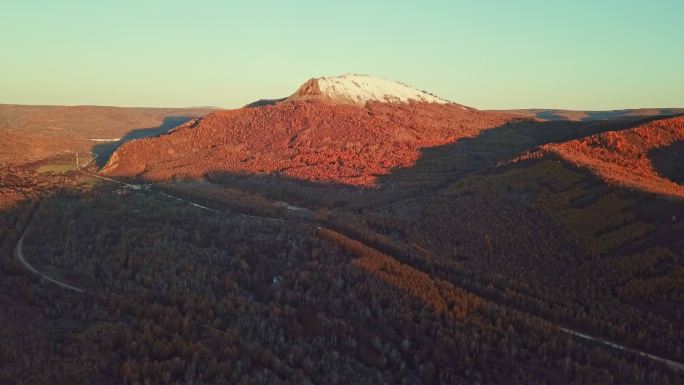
[292,78,322,98]
[102,75,516,186]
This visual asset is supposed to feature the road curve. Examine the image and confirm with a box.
[10,154,99,293]
[14,235,86,294]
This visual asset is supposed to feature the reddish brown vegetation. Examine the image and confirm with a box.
[2,141,684,383]
[102,101,516,186]
[0,104,214,166]
[4,98,684,383]
[319,228,483,319]
[541,115,684,198]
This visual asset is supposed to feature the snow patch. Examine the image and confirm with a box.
[89,138,121,142]
[311,74,450,105]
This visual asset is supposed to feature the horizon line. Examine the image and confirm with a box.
[1,101,682,113]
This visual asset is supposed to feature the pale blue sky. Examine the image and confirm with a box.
[1,1,682,109]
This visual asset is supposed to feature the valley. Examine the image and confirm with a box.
[1,76,683,385]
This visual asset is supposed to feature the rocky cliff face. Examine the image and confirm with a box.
[291,78,323,98]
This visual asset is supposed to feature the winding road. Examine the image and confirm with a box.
[13,159,684,373]
[11,153,101,294]
[558,327,684,371]
[13,235,85,293]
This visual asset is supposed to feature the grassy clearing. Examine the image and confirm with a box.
[35,153,95,174]
[37,163,79,174]
[78,176,100,185]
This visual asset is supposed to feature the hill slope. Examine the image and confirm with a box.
[538,115,684,198]
[102,76,516,186]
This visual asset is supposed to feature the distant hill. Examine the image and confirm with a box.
[0,104,216,166]
[488,108,684,121]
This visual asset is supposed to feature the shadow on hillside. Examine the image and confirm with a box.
[377,113,675,190]
[650,140,684,185]
[581,110,672,121]
[192,113,676,210]
[83,109,680,213]
[2,111,684,376]
[92,116,195,167]
[535,110,569,120]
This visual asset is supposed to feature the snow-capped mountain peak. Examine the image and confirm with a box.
[290,74,450,105]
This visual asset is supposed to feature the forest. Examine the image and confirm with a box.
[0,109,682,384]
[1,155,683,384]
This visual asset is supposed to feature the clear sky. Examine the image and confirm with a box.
[1,0,683,110]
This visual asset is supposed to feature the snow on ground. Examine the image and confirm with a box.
[89,138,121,142]
[315,74,450,105]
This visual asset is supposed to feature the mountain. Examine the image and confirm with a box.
[102,75,517,185]
[101,76,684,196]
